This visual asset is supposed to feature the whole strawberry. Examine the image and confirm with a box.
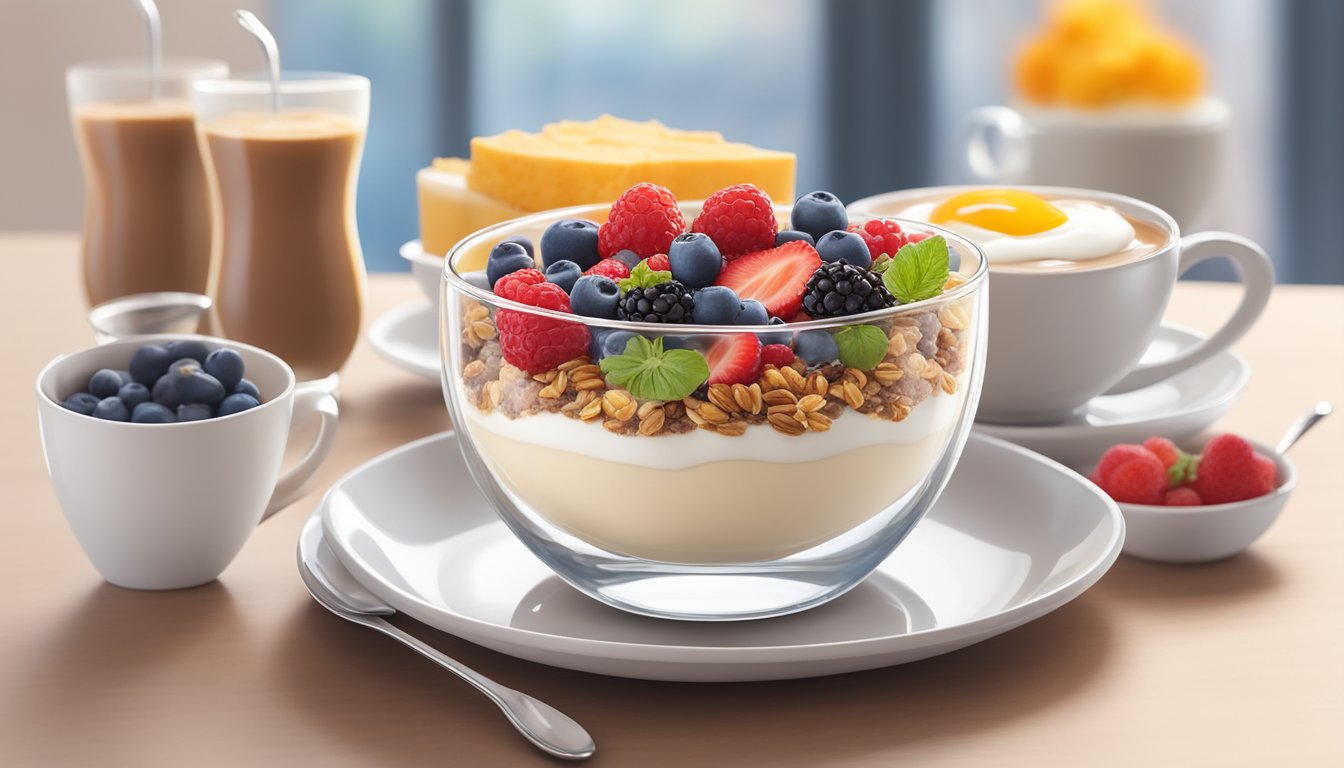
[692,183,778,259]
[1193,434,1277,504]
[1090,444,1168,505]
[494,269,591,374]
[598,183,685,260]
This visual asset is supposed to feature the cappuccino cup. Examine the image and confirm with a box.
[849,186,1273,425]
[965,99,1228,230]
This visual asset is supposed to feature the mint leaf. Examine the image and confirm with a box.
[619,261,672,293]
[883,235,950,304]
[832,324,888,371]
[599,335,709,401]
[871,253,893,275]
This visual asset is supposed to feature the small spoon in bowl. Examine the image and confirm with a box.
[1275,401,1332,455]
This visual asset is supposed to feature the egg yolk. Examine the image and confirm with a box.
[929,190,1069,236]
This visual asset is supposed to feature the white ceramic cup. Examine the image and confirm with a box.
[36,335,339,589]
[965,98,1229,230]
[848,186,1274,425]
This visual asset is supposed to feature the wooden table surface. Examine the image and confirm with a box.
[2,234,1341,767]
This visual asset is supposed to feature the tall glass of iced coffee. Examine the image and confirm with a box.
[193,73,370,379]
[68,59,228,306]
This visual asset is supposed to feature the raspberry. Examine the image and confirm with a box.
[585,258,630,281]
[692,184,778,259]
[493,271,590,374]
[493,268,547,300]
[1143,436,1182,468]
[848,219,910,261]
[760,343,795,368]
[1090,444,1167,505]
[598,183,685,259]
[1193,434,1276,504]
[1164,487,1204,506]
[644,254,670,272]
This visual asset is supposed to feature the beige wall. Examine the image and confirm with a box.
[0,0,271,231]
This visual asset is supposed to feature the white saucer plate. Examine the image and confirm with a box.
[367,302,440,381]
[317,431,1124,682]
[975,323,1249,469]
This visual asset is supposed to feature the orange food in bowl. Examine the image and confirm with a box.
[1015,0,1204,108]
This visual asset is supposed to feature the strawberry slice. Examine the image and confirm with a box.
[704,333,762,386]
[713,241,821,320]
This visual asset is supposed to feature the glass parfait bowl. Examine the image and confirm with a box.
[441,202,988,621]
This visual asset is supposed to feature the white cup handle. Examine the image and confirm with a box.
[261,374,340,521]
[966,106,1031,181]
[1107,232,1274,394]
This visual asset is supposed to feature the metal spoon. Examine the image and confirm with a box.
[296,516,595,761]
[1276,401,1332,455]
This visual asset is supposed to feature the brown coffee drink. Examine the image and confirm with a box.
[73,100,212,306]
[203,112,366,379]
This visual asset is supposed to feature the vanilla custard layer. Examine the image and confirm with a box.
[464,396,962,563]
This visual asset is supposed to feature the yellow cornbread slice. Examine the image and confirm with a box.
[416,158,527,257]
[466,115,796,213]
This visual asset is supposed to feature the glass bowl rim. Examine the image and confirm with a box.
[442,202,988,335]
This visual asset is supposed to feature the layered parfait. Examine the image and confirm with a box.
[444,182,984,564]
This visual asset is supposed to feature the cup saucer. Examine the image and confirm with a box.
[312,430,1123,682]
[367,302,439,381]
[974,323,1249,468]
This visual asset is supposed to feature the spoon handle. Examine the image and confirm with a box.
[363,616,595,760]
[1276,401,1333,455]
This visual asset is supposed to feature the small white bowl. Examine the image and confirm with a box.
[1116,438,1297,563]
[401,239,443,308]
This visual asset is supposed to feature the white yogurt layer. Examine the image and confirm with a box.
[464,388,965,470]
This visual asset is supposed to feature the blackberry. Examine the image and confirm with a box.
[801,262,895,318]
[618,280,695,323]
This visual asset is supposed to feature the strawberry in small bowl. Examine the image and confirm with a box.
[440,183,989,620]
[1090,434,1299,563]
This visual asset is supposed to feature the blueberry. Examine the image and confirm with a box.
[88,369,123,399]
[758,316,792,346]
[601,330,638,359]
[131,402,176,423]
[203,349,245,391]
[735,299,769,326]
[570,275,620,319]
[151,358,225,409]
[217,393,261,417]
[543,259,583,294]
[117,382,150,410]
[113,370,133,385]
[588,328,612,360]
[794,330,840,365]
[791,191,848,242]
[177,403,213,422]
[164,340,210,364]
[816,230,872,270]
[668,232,722,290]
[180,372,226,406]
[540,219,601,270]
[486,240,535,289]
[499,234,534,259]
[612,249,642,271]
[61,392,100,416]
[129,344,174,386]
[92,396,130,422]
[660,335,701,352]
[234,379,261,399]
[775,229,816,247]
[691,286,740,325]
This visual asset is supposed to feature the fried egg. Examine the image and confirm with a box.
[913,189,1135,264]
